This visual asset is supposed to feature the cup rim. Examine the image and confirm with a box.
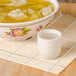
[38,29,62,41]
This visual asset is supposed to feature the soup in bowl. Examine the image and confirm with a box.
[0,0,59,41]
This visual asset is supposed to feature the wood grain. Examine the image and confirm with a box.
[60,59,76,76]
[60,3,76,17]
[0,58,76,76]
[0,3,76,76]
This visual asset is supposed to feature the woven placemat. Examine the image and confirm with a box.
[0,13,76,74]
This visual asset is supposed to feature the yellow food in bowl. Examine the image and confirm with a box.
[0,0,55,23]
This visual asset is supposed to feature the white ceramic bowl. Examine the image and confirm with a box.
[0,0,59,41]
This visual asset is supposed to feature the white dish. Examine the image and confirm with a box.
[0,0,59,41]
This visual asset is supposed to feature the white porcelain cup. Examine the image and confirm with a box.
[37,29,62,59]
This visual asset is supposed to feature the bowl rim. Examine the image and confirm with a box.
[0,0,59,27]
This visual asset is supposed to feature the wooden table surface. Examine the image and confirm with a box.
[0,3,76,76]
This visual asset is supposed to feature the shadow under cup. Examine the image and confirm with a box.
[37,29,62,59]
